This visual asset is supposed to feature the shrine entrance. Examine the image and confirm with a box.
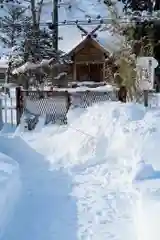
[76,63,103,82]
[67,25,110,83]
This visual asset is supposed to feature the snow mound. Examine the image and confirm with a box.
[0,152,21,238]
[32,102,146,168]
[27,102,153,240]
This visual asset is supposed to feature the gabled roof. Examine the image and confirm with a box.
[67,35,110,57]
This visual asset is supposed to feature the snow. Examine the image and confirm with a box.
[0,152,21,238]
[12,62,36,75]
[0,1,160,239]
[12,59,56,75]
[20,101,160,240]
[0,135,77,240]
[52,84,117,92]
[29,84,117,92]
[1,97,160,239]
[133,162,160,240]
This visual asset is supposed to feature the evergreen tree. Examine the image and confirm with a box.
[120,0,159,12]
[0,3,27,48]
[19,0,59,62]
[0,2,27,82]
[117,0,160,59]
[22,21,58,62]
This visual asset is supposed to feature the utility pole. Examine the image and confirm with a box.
[52,0,58,53]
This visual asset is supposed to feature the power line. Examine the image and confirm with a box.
[1,16,160,31]
[1,16,158,28]
[43,16,160,27]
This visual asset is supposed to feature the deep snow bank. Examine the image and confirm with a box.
[0,152,21,238]
[22,101,160,240]
[30,102,147,169]
[25,102,150,240]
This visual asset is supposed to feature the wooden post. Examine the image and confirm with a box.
[16,86,23,126]
[143,90,148,107]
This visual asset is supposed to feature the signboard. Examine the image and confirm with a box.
[136,57,158,91]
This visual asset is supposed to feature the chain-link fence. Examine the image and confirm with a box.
[1,87,159,131]
[70,90,118,108]
[21,90,70,127]
[20,89,118,129]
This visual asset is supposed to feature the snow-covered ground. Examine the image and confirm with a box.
[0,101,160,239]
[0,152,21,239]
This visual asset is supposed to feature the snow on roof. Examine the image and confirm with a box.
[61,29,123,55]
[96,31,124,53]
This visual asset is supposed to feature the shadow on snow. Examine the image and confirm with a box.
[0,136,77,240]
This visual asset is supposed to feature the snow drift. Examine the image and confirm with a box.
[25,101,160,240]
[1,101,160,240]
[22,102,146,240]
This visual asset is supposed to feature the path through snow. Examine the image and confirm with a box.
[0,136,77,240]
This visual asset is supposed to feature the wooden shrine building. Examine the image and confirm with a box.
[66,35,110,82]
